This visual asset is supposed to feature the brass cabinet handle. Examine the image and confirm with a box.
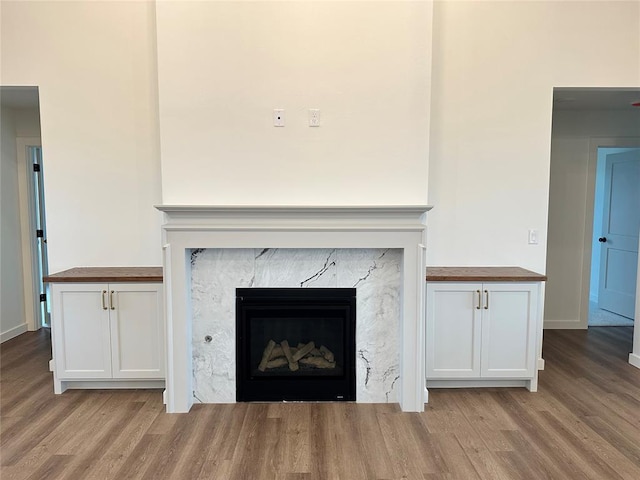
[109,290,115,310]
[101,290,108,310]
[476,290,481,309]
[484,290,489,309]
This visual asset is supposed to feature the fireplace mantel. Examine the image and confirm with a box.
[157,205,431,229]
[156,204,432,413]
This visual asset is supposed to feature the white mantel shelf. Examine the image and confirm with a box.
[156,205,433,230]
[156,204,432,414]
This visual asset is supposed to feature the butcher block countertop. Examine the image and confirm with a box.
[426,267,546,282]
[44,267,163,283]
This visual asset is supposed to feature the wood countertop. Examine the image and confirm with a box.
[426,267,546,282]
[44,267,163,283]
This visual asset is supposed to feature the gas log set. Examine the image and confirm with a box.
[258,340,336,372]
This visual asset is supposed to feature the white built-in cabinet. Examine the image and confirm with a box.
[426,278,542,391]
[49,275,165,394]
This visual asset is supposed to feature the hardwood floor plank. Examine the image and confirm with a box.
[74,396,164,479]
[1,392,88,466]
[169,403,227,479]
[279,403,312,474]
[497,391,612,479]
[194,404,247,479]
[24,454,73,480]
[536,410,625,480]
[353,403,396,479]
[431,432,482,479]
[2,391,114,475]
[140,411,201,480]
[225,403,273,479]
[379,408,442,476]
[308,403,341,479]
[113,433,163,479]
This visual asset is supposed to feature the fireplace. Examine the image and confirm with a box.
[156,205,431,413]
[236,288,356,402]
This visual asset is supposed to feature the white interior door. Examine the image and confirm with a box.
[598,149,640,319]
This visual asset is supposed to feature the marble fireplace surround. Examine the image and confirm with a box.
[157,205,432,413]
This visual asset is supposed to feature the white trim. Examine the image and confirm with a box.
[157,205,431,413]
[544,320,588,330]
[16,137,42,331]
[629,353,640,370]
[537,358,545,370]
[0,323,28,343]
[426,379,530,389]
[55,380,165,391]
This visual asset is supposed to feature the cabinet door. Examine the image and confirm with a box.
[52,283,112,378]
[109,283,164,379]
[480,283,538,378]
[426,283,482,378]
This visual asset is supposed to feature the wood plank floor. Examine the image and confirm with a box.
[1,327,639,479]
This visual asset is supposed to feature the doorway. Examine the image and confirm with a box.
[29,145,50,327]
[16,138,49,330]
[588,147,639,327]
[544,87,640,331]
[2,86,46,335]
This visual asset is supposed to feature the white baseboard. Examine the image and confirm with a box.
[538,358,545,370]
[426,379,530,389]
[544,320,587,330]
[0,323,28,343]
[57,380,165,390]
[629,353,640,370]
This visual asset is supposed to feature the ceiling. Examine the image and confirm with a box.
[0,86,39,108]
[553,88,640,111]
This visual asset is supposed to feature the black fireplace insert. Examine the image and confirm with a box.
[236,288,356,402]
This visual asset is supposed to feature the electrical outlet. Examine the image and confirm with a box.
[273,109,285,127]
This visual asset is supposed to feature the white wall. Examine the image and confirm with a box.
[0,0,162,273]
[427,0,640,273]
[545,111,640,329]
[156,1,433,205]
[0,107,27,341]
[13,108,42,137]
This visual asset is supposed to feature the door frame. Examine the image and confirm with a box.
[17,136,44,331]
[580,137,640,368]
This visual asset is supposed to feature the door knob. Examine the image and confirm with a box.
[598,237,607,243]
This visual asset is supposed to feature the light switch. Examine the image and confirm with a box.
[528,229,539,245]
[309,109,320,127]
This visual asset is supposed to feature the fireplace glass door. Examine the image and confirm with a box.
[236,288,356,402]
